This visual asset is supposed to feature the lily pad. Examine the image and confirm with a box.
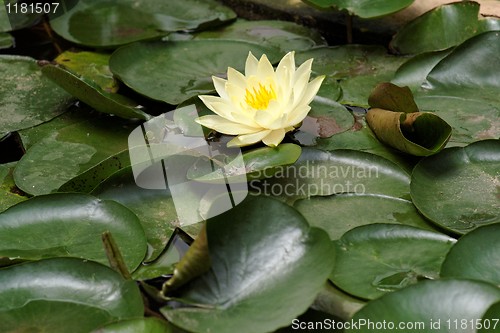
[294,194,436,240]
[410,139,500,234]
[301,0,415,18]
[330,224,455,300]
[50,0,236,48]
[349,279,500,332]
[0,258,144,333]
[42,64,151,120]
[0,55,74,137]
[391,2,500,55]
[0,193,147,271]
[193,19,327,53]
[441,223,500,286]
[161,196,334,333]
[109,40,282,105]
[251,148,411,203]
[14,116,134,196]
[479,301,500,333]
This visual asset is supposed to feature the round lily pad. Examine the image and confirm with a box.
[349,279,500,332]
[0,258,144,333]
[0,193,147,271]
[410,139,500,234]
[109,40,282,105]
[441,223,500,286]
[330,224,455,300]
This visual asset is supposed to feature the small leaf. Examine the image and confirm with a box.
[366,108,452,156]
[330,224,455,300]
[91,318,174,333]
[301,0,415,19]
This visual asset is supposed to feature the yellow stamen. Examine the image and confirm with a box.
[245,83,277,110]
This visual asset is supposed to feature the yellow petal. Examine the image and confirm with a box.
[227,130,272,147]
[198,95,231,119]
[301,75,325,105]
[245,52,259,77]
[195,115,258,135]
[227,67,247,90]
[287,104,311,126]
[262,129,286,147]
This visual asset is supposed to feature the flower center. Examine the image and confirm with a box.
[245,83,277,110]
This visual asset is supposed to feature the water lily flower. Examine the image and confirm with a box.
[195,51,325,147]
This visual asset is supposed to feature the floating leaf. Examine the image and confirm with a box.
[161,196,334,333]
[50,0,236,48]
[301,0,415,18]
[0,32,13,49]
[0,55,73,137]
[391,2,500,54]
[110,40,282,105]
[294,194,437,240]
[312,282,366,322]
[42,64,151,120]
[441,223,500,285]
[0,258,144,333]
[330,224,455,300]
[366,83,452,156]
[0,193,147,271]
[349,279,500,332]
[410,139,500,234]
[479,301,500,333]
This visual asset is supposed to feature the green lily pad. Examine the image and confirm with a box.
[410,139,500,234]
[441,223,500,286]
[391,2,500,55]
[423,31,500,104]
[0,32,13,49]
[13,116,134,196]
[312,282,366,322]
[301,0,415,18]
[54,50,118,93]
[0,258,144,333]
[0,162,27,213]
[349,279,500,332]
[193,19,327,53]
[42,64,151,120]
[0,55,74,137]
[109,40,282,105]
[251,148,411,203]
[50,0,235,48]
[294,194,436,240]
[331,224,455,300]
[92,166,202,262]
[161,196,334,333]
[0,193,147,271]
[92,318,174,333]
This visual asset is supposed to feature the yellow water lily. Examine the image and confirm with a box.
[196,51,325,147]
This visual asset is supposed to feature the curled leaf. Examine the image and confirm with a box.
[367,83,452,156]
